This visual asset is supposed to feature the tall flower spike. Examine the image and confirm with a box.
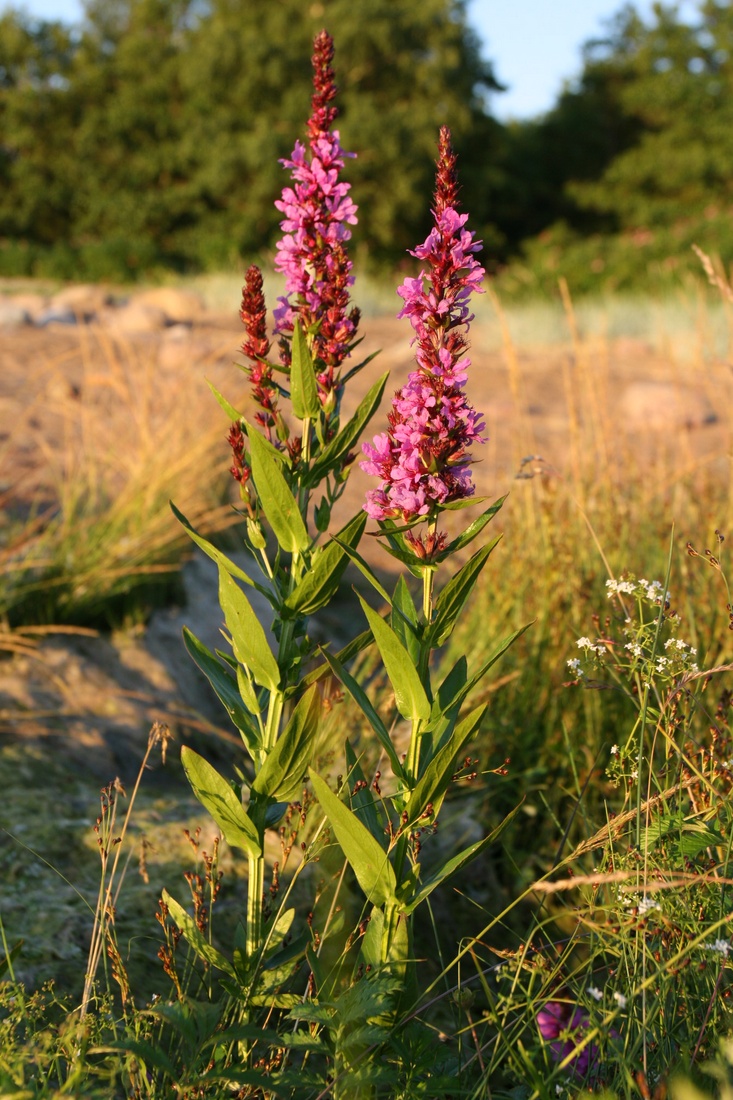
[273,30,359,411]
[228,265,288,484]
[361,127,486,525]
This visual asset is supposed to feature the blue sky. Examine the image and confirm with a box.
[3,0,701,119]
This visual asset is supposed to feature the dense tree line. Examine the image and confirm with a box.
[1,0,733,288]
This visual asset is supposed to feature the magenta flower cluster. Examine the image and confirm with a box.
[274,30,359,399]
[537,1001,598,1079]
[361,127,485,523]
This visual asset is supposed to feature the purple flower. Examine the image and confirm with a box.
[274,30,360,409]
[361,127,485,524]
[537,1001,599,1079]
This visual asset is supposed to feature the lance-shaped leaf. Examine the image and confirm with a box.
[310,770,397,907]
[359,596,431,722]
[319,647,404,780]
[301,629,372,689]
[181,747,262,858]
[308,372,389,483]
[345,739,383,842]
[284,512,367,616]
[424,623,532,736]
[405,704,487,826]
[207,381,243,423]
[171,502,261,592]
[443,496,506,557]
[252,685,320,802]
[400,802,522,914]
[290,321,321,419]
[427,537,501,648]
[183,627,260,753]
[162,891,236,977]
[247,427,309,553]
[391,575,420,664]
[331,539,391,604]
[219,567,280,692]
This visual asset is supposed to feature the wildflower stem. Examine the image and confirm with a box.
[246,851,265,959]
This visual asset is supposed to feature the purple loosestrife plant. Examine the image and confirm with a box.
[537,1001,599,1080]
[171,36,525,1086]
[361,127,485,547]
[175,30,388,982]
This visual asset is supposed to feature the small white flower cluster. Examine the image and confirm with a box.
[707,937,732,958]
[606,577,670,603]
[586,985,628,1009]
[623,894,660,913]
[566,657,584,677]
[606,579,637,596]
[625,641,643,659]
[576,636,606,655]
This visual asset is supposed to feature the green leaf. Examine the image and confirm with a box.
[341,348,381,385]
[181,747,262,858]
[330,539,392,604]
[284,511,367,616]
[219,567,280,692]
[252,686,320,802]
[207,381,243,422]
[309,372,388,483]
[359,596,431,721]
[236,664,261,717]
[428,538,501,648]
[290,321,321,419]
[405,705,487,825]
[171,502,259,590]
[345,739,383,841]
[391,575,420,664]
[301,629,372,689]
[310,770,397,907]
[401,802,522,914]
[444,496,506,556]
[247,427,309,553]
[162,891,236,977]
[183,628,260,752]
[92,1038,177,1079]
[320,647,405,780]
[425,624,532,732]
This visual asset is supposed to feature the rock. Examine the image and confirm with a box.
[619,381,716,430]
[51,284,112,317]
[36,307,77,327]
[101,302,169,333]
[133,287,205,323]
[0,301,31,328]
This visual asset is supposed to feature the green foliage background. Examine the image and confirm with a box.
[2,0,733,290]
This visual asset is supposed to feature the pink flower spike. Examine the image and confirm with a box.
[273,30,359,407]
[361,126,486,524]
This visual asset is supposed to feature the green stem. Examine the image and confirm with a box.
[246,851,265,959]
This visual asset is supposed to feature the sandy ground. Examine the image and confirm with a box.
[1,283,732,783]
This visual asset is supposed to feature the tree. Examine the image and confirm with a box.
[0,0,505,277]
[569,1,733,229]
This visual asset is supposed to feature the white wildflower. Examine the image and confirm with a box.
[610,744,619,756]
[708,938,732,958]
[587,985,603,1001]
[638,896,660,914]
[612,991,627,1009]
